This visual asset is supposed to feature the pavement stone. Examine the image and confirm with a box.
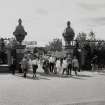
[0,70,105,105]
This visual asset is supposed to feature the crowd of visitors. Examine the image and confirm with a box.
[43,55,80,76]
[10,54,80,79]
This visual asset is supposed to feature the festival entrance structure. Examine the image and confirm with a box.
[13,19,27,72]
[0,19,27,72]
[13,19,27,63]
[62,21,105,70]
[73,39,105,70]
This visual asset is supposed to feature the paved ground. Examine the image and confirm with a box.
[0,68,105,105]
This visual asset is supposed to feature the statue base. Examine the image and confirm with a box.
[15,44,26,73]
[15,45,26,63]
[65,45,74,57]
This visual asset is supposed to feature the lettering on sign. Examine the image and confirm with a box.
[24,41,37,45]
[16,49,24,53]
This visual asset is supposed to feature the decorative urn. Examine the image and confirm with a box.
[13,19,27,44]
[62,21,75,45]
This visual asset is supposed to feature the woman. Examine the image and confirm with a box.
[32,57,38,78]
[62,57,68,75]
[56,58,61,75]
[72,56,79,76]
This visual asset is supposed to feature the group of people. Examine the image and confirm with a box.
[10,55,39,79]
[42,55,80,76]
[20,55,39,78]
[10,54,80,79]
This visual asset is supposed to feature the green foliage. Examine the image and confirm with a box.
[0,38,5,51]
[33,47,47,55]
[46,38,62,51]
[7,37,18,48]
[88,31,95,40]
[76,32,87,41]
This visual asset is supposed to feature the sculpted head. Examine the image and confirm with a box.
[67,21,71,27]
[18,18,22,25]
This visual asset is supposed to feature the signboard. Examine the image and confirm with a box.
[15,45,26,49]
[16,49,24,53]
[23,41,37,45]
[66,49,73,53]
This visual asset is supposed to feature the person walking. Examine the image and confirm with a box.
[10,57,16,75]
[72,56,79,76]
[67,55,72,75]
[32,57,38,78]
[42,58,50,74]
[91,55,97,71]
[56,58,61,75]
[49,56,55,73]
[62,57,68,75]
[21,56,28,78]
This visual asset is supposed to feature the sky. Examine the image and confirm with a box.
[0,0,105,46]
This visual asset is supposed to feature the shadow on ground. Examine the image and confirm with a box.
[36,72,93,80]
[68,100,105,105]
[91,70,105,76]
[78,74,93,77]
[15,73,50,80]
[10,70,95,80]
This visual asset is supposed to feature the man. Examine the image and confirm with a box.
[67,55,72,75]
[49,56,55,73]
[21,56,28,78]
[10,57,16,75]
[72,56,79,76]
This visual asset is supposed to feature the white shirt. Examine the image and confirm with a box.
[32,59,38,65]
[62,60,67,68]
[72,59,79,67]
[49,57,54,63]
[56,60,61,68]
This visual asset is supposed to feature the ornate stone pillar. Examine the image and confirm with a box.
[62,21,75,57]
[13,19,27,64]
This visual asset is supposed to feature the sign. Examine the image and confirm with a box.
[15,45,26,49]
[23,41,37,45]
[66,49,73,53]
[16,49,24,53]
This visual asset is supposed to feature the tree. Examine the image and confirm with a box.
[88,31,96,53]
[88,31,95,40]
[75,32,92,70]
[7,37,18,48]
[33,47,47,56]
[46,38,62,52]
[0,38,5,51]
[76,32,87,41]
[75,32,88,49]
[0,38,7,64]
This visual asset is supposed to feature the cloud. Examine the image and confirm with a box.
[36,8,48,16]
[79,17,105,29]
[91,17,105,27]
[77,1,105,11]
[89,17,105,26]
